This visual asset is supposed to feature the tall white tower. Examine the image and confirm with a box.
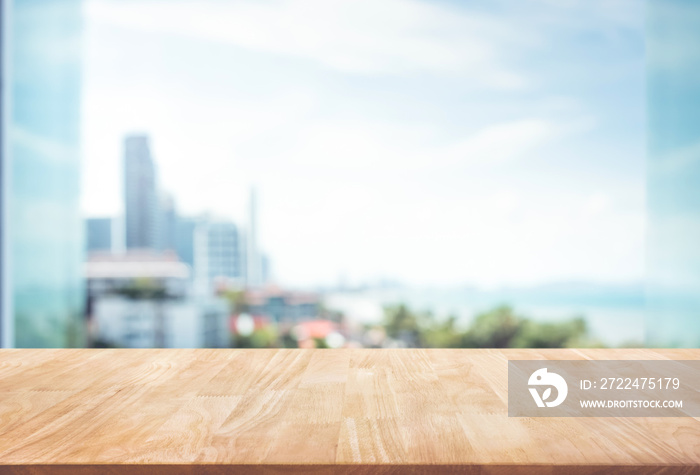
[246,187,261,287]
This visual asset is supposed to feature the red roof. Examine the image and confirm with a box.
[295,320,337,340]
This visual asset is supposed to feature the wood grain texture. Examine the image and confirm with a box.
[0,349,699,474]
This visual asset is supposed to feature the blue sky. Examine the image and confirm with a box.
[81,0,645,288]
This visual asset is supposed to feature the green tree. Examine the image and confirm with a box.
[220,289,249,314]
[116,278,167,300]
[232,327,278,348]
[422,315,463,348]
[383,304,424,346]
[377,302,603,349]
[462,305,523,348]
[511,317,588,348]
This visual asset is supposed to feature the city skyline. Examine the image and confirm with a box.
[81,0,644,289]
[1,0,698,352]
[86,133,268,293]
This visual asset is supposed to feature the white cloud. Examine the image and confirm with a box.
[86,0,527,86]
[81,0,644,288]
[581,192,611,219]
[440,119,553,167]
[275,117,558,173]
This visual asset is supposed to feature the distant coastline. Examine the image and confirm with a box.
[324,282,645,347]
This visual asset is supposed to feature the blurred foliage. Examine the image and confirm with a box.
[225,299,601,349]
[116,278,168,300]
[90,338,119,348]
[462,305,523,348]
[220,289,249,314]
[383,304,428,347]
[313,337,329,349]
[422,315,463,348]
[65,312,86,348]
[382,303,602,349]
[15,311,86,348]
[232,326,278,348]
[316,301,344,323]
[510,317,589,348]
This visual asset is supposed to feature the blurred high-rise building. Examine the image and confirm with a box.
[86,217,112,253]
[246,187,261,287]
[124,134,158,250]
[1,0,85,348]
[157,192,178,252]
[194,219,244,292]
[85,252,229,348]
[260,254,271,285]
[175,215,199,269]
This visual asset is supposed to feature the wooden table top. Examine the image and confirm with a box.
[0,348,699,474]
